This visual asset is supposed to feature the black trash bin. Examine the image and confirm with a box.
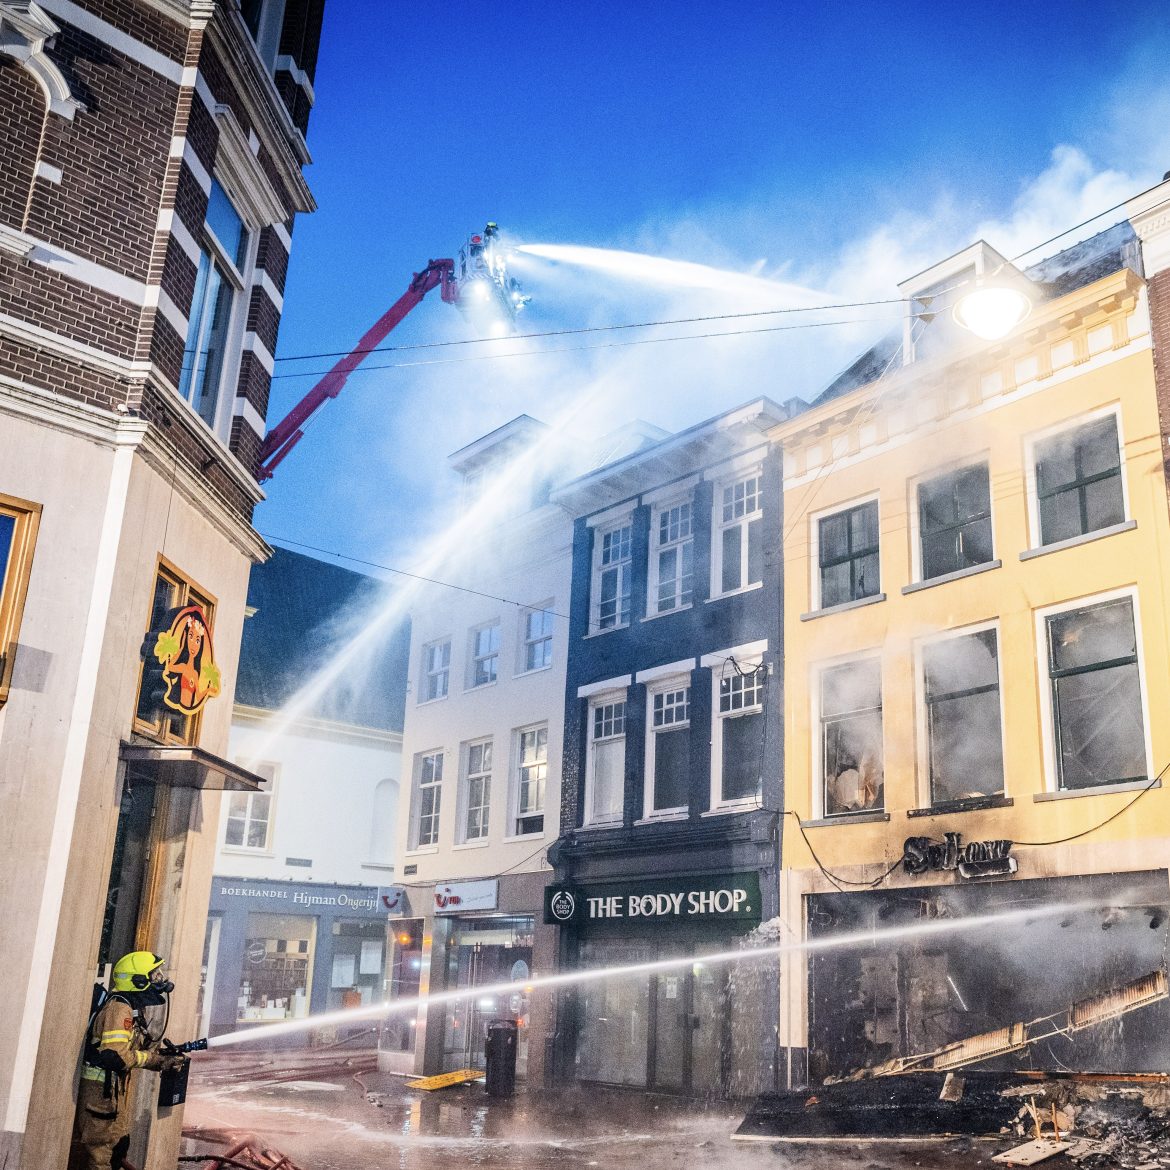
[484,1018,518,1097]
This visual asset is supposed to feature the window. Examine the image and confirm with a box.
[918,464,993,580]
[224,762,276,850]
[521,605,554,672]
[716,474,763,594]
[1045,597,1146,790]
[0,493,40,705]
[179,180,248,432]
[133,561,216,745]
[470,622,500,687]
[922,630,1004,804]
[594,522,633,631]
[1034,415,1124,546]
[463,740,492,841]
[818,500,879,608]
[515,726,547,835]
[820,659,883,816]
[715,663,766,805]
[647,684,690,815]
[585,697,626,825]
[650,500,693,614]
[411,751,443,848]
[421,639,450,702]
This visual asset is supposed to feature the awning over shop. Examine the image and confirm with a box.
[119,742,267,791]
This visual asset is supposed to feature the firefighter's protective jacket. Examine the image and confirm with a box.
[81,993,165,1103]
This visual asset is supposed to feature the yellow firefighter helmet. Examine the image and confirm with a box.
[111,951,166,993]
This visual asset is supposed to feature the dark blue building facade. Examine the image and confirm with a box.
[545,399,790,1097]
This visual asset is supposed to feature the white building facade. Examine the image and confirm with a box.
[385,417,573,1084]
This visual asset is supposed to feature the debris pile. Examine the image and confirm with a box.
[1064,1093,1170,1169]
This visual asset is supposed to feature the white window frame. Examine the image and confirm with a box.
[419,637,451,703]
[1023,405,1130,552]
[712,468,764,599]
[222,761,277,853]
[457,738,493,845]
[590,515,634,633]
[909,455,996,583]
[912,621,1007,808]
[704,643,768,813]
[518,601,555,675]
[1034,586,1153,795]
[409,749,444,852]
[812,652,884,819]
[179,179,256,440]
[510,723,548,838]
[641,677,692,821]
[583,690,627,827]
[810,491,882,611]
[646,495,694,617]
[468,620,501,689]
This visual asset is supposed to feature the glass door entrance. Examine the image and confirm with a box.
[578,938,738,1097]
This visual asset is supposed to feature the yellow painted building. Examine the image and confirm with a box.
[767,232,1170,1088]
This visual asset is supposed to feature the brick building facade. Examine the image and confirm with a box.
[0,1,324,1165]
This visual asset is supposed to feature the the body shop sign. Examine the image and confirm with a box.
[544,873,761,926]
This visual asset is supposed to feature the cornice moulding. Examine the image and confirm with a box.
[0,0,84,117]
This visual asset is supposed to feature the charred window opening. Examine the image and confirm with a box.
[819,501,879,608]
[1035,415,1124,546]
[1046,597,1146,790]
[918,464,993,580]
[806,872,1170,1084]
[923,629,1004,804]
[821,659,883,816]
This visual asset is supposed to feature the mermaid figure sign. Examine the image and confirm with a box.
[151,605,221,714]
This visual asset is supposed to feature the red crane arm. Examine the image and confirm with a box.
[257,258,458,482]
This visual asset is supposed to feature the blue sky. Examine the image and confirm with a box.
[257,1,1170,570]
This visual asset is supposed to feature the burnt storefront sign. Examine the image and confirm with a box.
[903,832,1016,879]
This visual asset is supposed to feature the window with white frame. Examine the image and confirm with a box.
[469,622,500,687]
[921,628,1004,804]
[917,464,993,580]
[224,762,276,849]
[818,500,879,608]
[714,662,766,805]
[411,751,443,848]
[716,473,763,594]
[421,639,451,702]
[593,522,633,631]
[514,726,547,835]
[1034,415,1124,546]
[521,604,554,672]
[820,659,883,816]
[462,740,492,841]
[1044,596,1146,790]
[650,500,694,614]
[180,180,249,432]
[647,684,691,815]
[585,696,626,825]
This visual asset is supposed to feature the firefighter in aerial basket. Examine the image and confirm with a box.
[76,951,187,1169]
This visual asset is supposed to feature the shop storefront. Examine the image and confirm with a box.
[795,866,1170,1085]
[204,878,387,1043]
[382,872,553,1079]
[546,872,774,1097]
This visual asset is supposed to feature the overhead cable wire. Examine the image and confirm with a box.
[270,297,911,366]
[268,313,907,382]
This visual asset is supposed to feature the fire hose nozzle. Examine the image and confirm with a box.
[162,1037,208,1055]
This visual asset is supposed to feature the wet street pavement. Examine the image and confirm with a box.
[180,1050,999,1169]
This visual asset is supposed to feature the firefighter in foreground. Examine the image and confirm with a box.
[76,951,187,1170]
